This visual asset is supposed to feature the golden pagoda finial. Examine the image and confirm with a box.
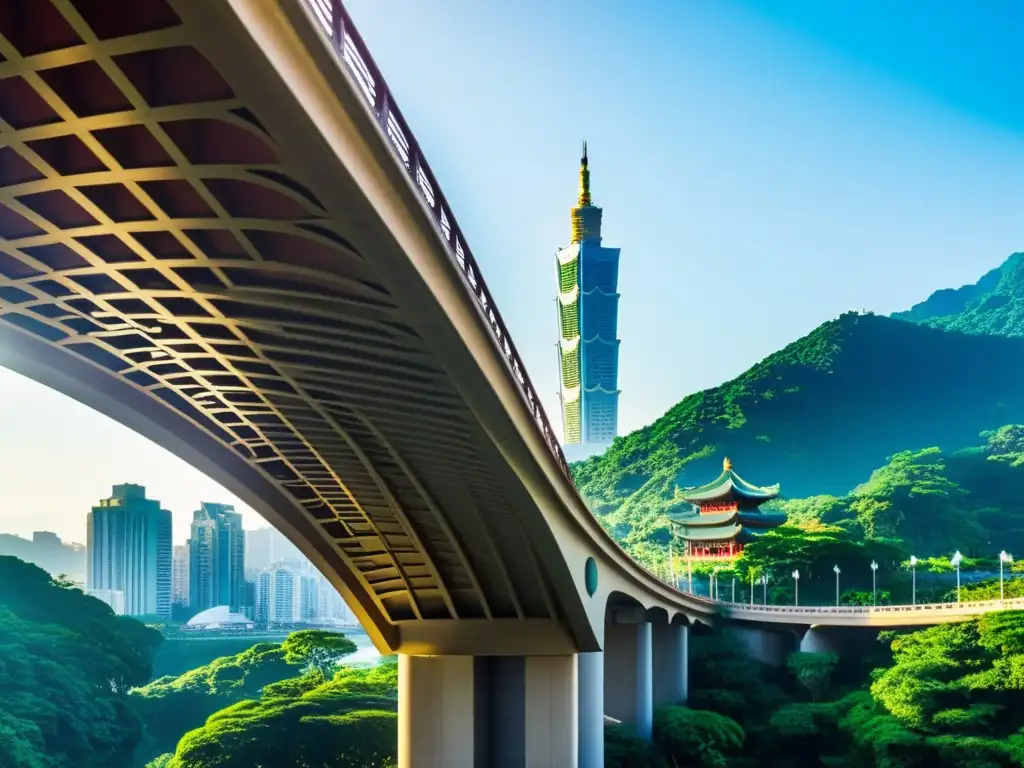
[723,457,732,472]
[578,140,592,208]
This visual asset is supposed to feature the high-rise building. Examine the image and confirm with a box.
[172,543,190,605]
[316,574,357,625]
[188,502,245,613]
[297,573,319,623]
[245,526,302,575]
[86,484,172,619]
[255,562,298,626]
[555,143,621,462]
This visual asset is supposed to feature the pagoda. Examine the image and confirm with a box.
[668,458,785,558]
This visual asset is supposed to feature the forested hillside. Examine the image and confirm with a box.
[573,312,1024,562]
[894,252,1024,337]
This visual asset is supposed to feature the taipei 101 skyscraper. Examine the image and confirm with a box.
[555,144,621,462]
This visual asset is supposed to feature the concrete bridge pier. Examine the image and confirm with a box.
[724,623,798,666]
[398,654,577,768]
[652,621,689,708]
[578,651,605,768]
[604,614,654,740]
[799,626,838,655]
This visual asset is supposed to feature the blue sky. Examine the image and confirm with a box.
[3,0,1024,542]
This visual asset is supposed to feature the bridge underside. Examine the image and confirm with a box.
[0,0,580,654]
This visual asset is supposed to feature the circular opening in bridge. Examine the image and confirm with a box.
[585,557,598,597]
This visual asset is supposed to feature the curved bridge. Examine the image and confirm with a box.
[0,1,710,764]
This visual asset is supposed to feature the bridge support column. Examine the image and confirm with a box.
[652,623,688,708]
[799,626,837,655]
[577,652,604,768]
[398,654,577,768]
[604,621,654,740]
[725,624,795,667]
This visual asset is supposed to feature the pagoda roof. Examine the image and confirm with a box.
[680,458,780,504]
[667,510,738,527]
[677,523,743,542]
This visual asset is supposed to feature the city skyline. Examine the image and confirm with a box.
[3,0,1024,540]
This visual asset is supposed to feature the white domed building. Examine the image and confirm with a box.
[184,605,254,632]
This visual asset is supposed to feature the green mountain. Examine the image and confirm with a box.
[893,252,1024,336]
[573,310,1024,561]
[788,427,1024,557]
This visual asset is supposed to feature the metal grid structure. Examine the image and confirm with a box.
[0,0,561,628]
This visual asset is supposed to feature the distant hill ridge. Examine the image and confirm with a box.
[893,252,1024,336]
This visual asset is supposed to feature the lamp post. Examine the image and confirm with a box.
[909,555,917,605]
[792,569,800,606]
[731,576,736,603]
[713,567,721,601]
[687,556,693,594]
[833,564,841,606]
[1000,550,1013,600]
[951,551,962,603]
[870,560,878,606]
[761,573,768,605]
[669,542,677,590]
[749,571,754,606]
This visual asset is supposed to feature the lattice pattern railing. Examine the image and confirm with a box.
[300,0,572,482]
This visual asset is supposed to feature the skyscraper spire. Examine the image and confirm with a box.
[556,141,619,461]
[578,140,592,208]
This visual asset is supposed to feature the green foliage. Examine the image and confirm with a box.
[604,724,667,768]
[569,280,1024,568]
[151,634,292,680]
[165,662,398,768]
[867,611,1024,759]
[732,523,906,605]
[131,641,299,762]
[788,652,839,701]
[652,706,744,767]
[0,556,162,767]
[896,252,1024,340]
[952,576,1024,602]
[280,629,358,678]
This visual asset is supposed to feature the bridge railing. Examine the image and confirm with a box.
[717,597,1024,616]
[299,0,572,482]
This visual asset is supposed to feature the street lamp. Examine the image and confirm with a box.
[669,542,677,590]
[1000,550,1013,600]
[687,556,693,594]
[833,564,841,606]
[731,576,736,603]
[712,568,720,601]
[749,570,754,606]
[792,569,800,606]
[870,560,878,605]
[909,555,917,605]
[762,573,769,605]
[951,551,963,603]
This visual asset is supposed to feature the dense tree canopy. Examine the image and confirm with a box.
[132,641,300,763]
[0,557,162,767]
[161,661,398,768]
[666,610,1024,767]
[280,629,358,678]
